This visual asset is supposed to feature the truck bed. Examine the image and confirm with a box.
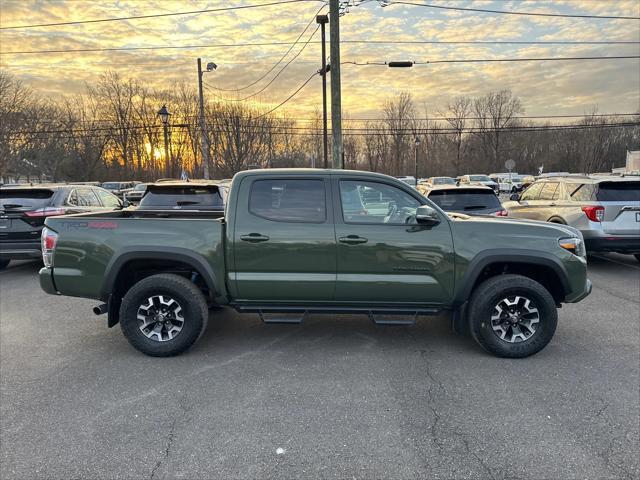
[44,211,226,302]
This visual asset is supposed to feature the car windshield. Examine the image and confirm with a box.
[469,175,491,182]
[134,184,147,191]
[0,189,54,210]
[596,181,640,202]
[428,189,501,212]
[139,186,224,208]
[102,183,120,190]
[432,177,456,185]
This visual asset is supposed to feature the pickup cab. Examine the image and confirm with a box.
[39,169,591,358]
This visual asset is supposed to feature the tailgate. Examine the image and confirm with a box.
[597,181,640,235]
[0,188,55,241]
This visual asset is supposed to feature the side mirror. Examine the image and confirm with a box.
[416,205,440,225]
[509,193,520,201]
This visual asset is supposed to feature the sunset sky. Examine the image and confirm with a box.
[1,0,639,118]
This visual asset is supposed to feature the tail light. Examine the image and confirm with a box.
[25,207,66,218]
[495,209,509,217]
[41,227,58,268]
[581,206,604,222]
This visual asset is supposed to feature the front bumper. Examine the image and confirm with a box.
[39,267,59,295]
[584,237,640,254]
[569,278,592,303]
[0,241,42,260]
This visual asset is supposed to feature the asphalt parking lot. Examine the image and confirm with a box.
[1,255,638,479]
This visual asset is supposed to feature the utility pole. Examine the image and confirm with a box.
[329,0,343,169]
[197,58,213,179]
[316,14,329,169]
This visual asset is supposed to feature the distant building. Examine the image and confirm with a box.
[612,150,640,174]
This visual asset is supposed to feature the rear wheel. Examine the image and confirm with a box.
[468,274,557,358]
[119,273,208,357]
[0,259,10,270]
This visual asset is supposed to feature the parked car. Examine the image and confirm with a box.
[0,184,123,269]
[124,183,151,204]
[101,181,139,198]
[396,176,417,187]
[458,174,499,193]
[417,177,456,192]
[489,173,526,193]
[39,169,590,359]
[421,184,508,216]
[135,181,228,215]
[504,176,640,259]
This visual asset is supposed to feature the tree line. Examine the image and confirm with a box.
[1,70,638,183]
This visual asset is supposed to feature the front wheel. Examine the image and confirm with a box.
[468,274,557,358]
[120,273,209,357]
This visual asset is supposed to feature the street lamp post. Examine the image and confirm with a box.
[197,59,217,179]
[316,14,329,169]
[158,105,172,178]
[414,137,420,183]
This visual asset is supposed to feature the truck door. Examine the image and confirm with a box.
[231,176,336,302]
[332,177,455,305]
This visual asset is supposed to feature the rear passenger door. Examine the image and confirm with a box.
[231,176,336,302]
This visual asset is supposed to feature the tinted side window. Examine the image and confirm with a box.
[249,179,326,223]
[521,183,543,201]
[340,180,420,224]
[538,183,558,200]
[595,182,640,202]
[570,184,596,201]
[96,189,121,208]
[76,189,100,207]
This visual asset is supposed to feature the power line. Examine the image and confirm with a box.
[204,6,324,92]
[203,26,319,101]
[0,0,322,30]
[344,55,640,66]
[386,1,640,20]
[8,121,638,136]
[3,39,638,56]
[254,71,319,118]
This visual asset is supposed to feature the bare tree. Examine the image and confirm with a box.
[441,96,472,174]
[383,92,416,175]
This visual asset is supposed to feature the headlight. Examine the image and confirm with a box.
[559,237,585,257]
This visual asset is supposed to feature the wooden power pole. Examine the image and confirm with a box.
[329,0,343,169]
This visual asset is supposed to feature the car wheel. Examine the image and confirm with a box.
[0,259,9,270]
[468,274,557,358]
[119,273,209,357]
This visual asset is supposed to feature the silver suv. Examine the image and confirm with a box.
[504,176,640,259]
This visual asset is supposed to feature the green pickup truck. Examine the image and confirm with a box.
[39,169,591,358]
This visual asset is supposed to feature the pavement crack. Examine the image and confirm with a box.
[453,430,499,480]
[149,390,189,480]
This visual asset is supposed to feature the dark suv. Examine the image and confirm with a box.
[0,184,123,269]
[135,181,228,215]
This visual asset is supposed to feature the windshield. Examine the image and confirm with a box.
[134,184,147,191]
[102,183,120,190]
[432,177,456,185]
[469,175,491,182]
[596,181,640,202]
[0,189,54,209]
[428,189,501,212]
[139,186,224,208]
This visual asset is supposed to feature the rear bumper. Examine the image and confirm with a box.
[39,267,59,295]
[584,237,640,254]
[0,241,41,260]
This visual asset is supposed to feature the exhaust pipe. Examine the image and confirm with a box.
[93,303,108,315]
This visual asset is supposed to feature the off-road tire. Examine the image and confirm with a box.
[0,259,10,270]
[468,274,557,358]
[120,273,208,357]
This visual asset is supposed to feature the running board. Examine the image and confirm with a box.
[234,304,439,326]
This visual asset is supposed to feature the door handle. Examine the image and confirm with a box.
[240,233,270,243]
[339,235,368,245]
